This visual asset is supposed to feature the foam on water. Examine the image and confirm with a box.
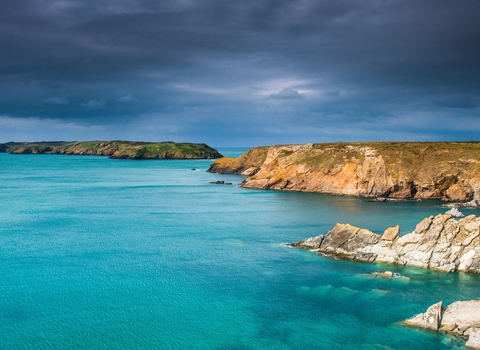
[1,151,480,349]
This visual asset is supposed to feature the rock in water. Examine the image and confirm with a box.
[402,300,480,348]
[289,214,480,274]
[287,235,324,249]
[403,301,443,330]
[466,331,480,349]
[445,207,465,218]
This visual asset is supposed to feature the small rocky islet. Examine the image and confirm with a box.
[0,141,223,159]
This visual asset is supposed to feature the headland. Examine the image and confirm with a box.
[0,141,222,159]
[208,142,480,205]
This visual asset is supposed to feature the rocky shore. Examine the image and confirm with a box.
[208,142,480,205]
[402,300,480,349]
[0,141,222,159]
[289,213,480,273]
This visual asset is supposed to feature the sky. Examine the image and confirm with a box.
[0,0,479,147]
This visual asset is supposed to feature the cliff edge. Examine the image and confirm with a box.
[208,142,480,203]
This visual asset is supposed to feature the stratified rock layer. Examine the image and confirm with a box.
[289,214,480,273]
[208,142,480,203]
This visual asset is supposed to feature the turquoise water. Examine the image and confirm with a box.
[1,149,480,350]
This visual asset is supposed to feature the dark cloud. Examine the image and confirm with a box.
[0,0,479,145]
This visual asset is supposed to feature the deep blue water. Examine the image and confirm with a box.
[1,149,480,349]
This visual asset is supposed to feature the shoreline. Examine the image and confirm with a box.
[208,142,480,205]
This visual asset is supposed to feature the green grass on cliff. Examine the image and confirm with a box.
[1,141,222,159]
[290,141,480,180]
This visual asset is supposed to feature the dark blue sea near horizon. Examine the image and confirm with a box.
[1,148,480,350]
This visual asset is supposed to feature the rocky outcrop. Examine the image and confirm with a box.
[2,141,222,159]
[289,214,480,273]
[207,147,269,176]
[445,207,465,218]
[208,142,480,203]
[402,300,480,348]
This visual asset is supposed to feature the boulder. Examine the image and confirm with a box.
[288,235,324,249]
[445,207,465,218]
[381,226,400,241]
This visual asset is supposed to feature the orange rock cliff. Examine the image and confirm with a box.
[208,142,480,202]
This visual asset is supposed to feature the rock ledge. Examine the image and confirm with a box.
[402,300,480,349]
[289,214,480,273]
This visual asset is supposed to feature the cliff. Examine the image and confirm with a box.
[289,213,480,274]
[208,142,480,203]
[0,141,222,159]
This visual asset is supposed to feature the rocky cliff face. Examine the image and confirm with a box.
[289,214,480,274]
[208,142,480,202]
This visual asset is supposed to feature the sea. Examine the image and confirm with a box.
[1,148,480,350]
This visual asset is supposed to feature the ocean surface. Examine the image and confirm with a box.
[1,148,480,350]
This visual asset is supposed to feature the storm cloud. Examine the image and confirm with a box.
[1,0,479,145]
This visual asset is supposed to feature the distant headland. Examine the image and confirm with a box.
[0,141,223,159]
[208,141,480,205]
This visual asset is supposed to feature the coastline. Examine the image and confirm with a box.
[0,140,223,160]
[208,142,480,205]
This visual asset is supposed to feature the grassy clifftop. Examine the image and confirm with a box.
[1,141,222,159]
[208,142,480,202]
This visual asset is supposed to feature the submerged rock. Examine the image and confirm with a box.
[368,271,411,281]
[402,300,480,348]
[289,214,480,274]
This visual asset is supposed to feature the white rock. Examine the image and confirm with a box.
[466,330,480,349]
[441,300,480,333]
[445,207,465,218]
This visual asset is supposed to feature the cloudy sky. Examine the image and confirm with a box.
[1,0,479,146]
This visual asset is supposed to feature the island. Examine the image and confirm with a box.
[208,142,480,205]
[0,141,223,159]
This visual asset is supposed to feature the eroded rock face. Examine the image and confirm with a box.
[403,301,443,330]
[289,214,480,274]
[208,142,480,203]
[402,300,480,348]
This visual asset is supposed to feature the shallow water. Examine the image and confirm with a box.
[1,150,479,349]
